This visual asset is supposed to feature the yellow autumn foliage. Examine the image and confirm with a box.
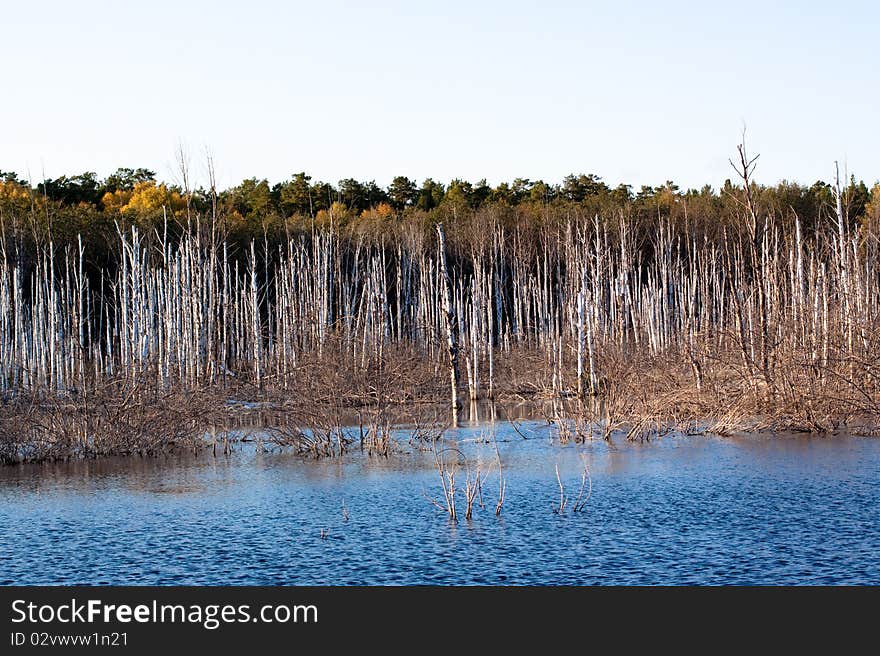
[315,201,353,229]
[0,181,30,202]
[0,181,43,215]
[102,182,185,216]
[314,208,331,226]
[330,201,350,220]
[865,183,880,217]
[101,189,132,213]
[360,202,393,220]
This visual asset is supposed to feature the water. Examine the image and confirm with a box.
[1,422,878,585]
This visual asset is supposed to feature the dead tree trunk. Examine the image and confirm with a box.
[436,223,460,426]
[732,139,772,400]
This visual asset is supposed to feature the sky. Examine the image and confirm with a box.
[2,0,878,191]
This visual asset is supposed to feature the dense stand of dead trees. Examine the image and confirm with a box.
[2,154,880,462]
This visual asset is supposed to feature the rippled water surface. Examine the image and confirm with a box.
[1,421,878,584]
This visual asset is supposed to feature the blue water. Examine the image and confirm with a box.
[0,422,878,584]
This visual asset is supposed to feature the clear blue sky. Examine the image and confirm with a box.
[2,0,877,191]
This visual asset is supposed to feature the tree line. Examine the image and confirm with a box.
[2,164,879,275]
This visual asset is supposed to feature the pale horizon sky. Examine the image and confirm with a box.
[2,1,878,191]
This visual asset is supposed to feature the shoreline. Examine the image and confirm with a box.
[3,383,878,467]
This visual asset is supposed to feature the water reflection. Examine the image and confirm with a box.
[0,423,878,585]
